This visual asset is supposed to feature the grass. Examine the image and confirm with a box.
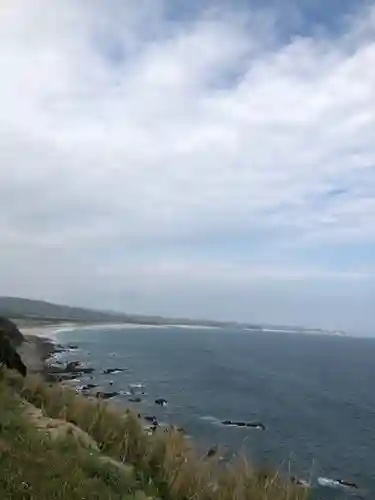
[1,370,309,500]
[0,379,150,499]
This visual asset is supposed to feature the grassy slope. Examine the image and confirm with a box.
[0,380,151,500]
[0,371,308,500]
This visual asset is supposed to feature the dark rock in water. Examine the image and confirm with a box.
[77,383,100,396]
[221,420,266,430]
[0,317,24,346]
[0,335,27,377]
[79,367,95,374]
[82,383,98,391]
[47,365,65,374]
[53,344,67,353]
[128,396,142,403]
[95,391,119,400]
[233,421,246,427]
[206,446,218,458]
[155,398,168,407]
[63,361,94,374]
[103,368,126,374]
[66,361,81,372]
[144,415,158,425]
[56,373,81,382]
[337,480,358,489]
[67,344,79,350]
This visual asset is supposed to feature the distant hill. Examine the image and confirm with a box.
[0,297,131,324]
[0,296,341,334]
[0,296,242,328]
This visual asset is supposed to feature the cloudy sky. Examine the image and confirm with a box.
[1,0,374,332]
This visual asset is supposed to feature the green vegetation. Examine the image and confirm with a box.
[0,370,308,500]
[0,380,146,499]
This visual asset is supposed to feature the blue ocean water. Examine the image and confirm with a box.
[56,326,375,499]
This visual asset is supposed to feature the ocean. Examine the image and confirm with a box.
[54,326,375,499]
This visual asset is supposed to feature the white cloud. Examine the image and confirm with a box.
[0,0,374,328]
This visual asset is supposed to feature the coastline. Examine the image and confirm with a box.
[16,321,221,381]
[11,322,366,498]
[17,334,58,378]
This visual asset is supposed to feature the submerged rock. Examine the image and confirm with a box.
[65,361,81,371]
[66,344,79,350]
[82,383,98,391]
[317,477,359,490]
[144,415,158,425]
[128,396,142,403]
[63,361,94,374]
[337,480,358,489]
[221,420,266,430]
[95,391,119,400]
[103,368,126,375]
[78,367,95,374]
[155,398,168,407]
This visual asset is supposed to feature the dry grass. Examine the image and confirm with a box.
[4,370,309,500]
[0,379,151,499]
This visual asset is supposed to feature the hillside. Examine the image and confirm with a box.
[0,296,131,324]
[0,371,306,500]
[0,296,339,334]
[0,296,245,328]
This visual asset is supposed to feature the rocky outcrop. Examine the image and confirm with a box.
[0,335,27,377]
[0,317,24,346]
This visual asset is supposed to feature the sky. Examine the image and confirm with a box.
[0,0,374,333]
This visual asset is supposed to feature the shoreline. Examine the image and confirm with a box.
[14,324,365,497]
[16,320,221,384]
[20,321,223,341]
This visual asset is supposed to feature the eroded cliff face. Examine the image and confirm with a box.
[0,317,25,346]
[0,318,27,376]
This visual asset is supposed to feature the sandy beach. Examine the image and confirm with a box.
[20,322,223,342]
